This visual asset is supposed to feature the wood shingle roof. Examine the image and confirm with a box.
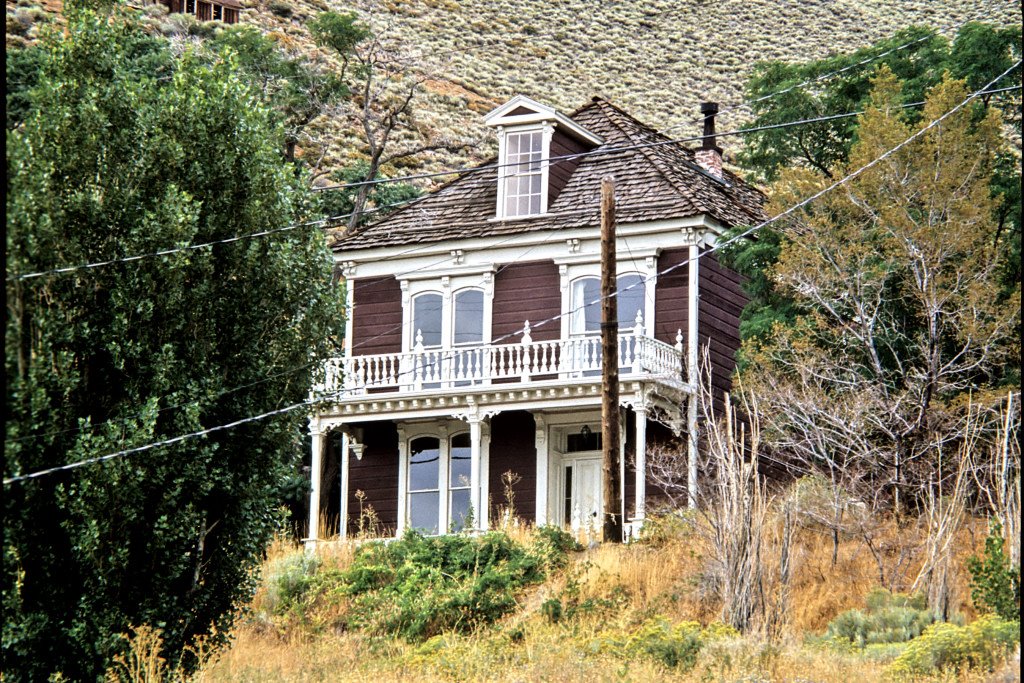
[331,97,767,252]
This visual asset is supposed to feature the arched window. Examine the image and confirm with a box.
[408,437,440,533]
[405,433,476,534]
[570,277,601,335]
[570,274,646,335]
[412,292,443,348]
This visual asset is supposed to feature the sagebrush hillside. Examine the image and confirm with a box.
[245,0,1019,179]
[7,0,1018,185]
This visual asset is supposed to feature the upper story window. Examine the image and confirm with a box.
[484,96,603,221]
[408,286,489,351]
[503,131,544,218]
[569,274,646,335]
[453,289,484,345]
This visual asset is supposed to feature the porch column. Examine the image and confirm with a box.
[469,417,483,530]
[634,407,648,521]
[396,426,408,536]
[687,241,700,508]
[305,420,324,551]
[534,414,549,525]
[339,432,350,539]
[480,425,491,530]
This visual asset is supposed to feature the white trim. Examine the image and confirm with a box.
[305,420,324,550]
[484,95,603,146]
[337,216,710,280]
[396,425,408,535]
[687,243,699,509]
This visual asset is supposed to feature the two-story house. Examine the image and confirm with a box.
[306,95,766,545]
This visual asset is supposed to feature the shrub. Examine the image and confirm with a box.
[967,520,1021,621]
[824,589,937,647]
[888,615,1020,677]
[263,552,321,615]
[268,0,293,18]
[591,618,737,671]
[340,529,573,641]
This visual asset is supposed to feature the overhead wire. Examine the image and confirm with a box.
[8,84,1017,283]
[9,58,1015,486]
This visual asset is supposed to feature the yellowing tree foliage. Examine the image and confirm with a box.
[740,69,1020,508]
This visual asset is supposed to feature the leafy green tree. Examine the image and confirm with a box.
[968,521,1021,622]
[723,22,1021,348]
[206,22,359,165]
[4,8,342,680]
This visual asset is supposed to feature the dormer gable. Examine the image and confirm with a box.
[485,96,602,220]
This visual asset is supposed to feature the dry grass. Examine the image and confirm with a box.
[198,512,1009,682]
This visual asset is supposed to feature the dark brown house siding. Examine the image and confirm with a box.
[654,248,690,346]
[698,251,747,414]
[346,421,399,536]
[351,276,403,356]
[487,411,536,523]
[491,260,560,343]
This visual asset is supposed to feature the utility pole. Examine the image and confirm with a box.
[600,176,623,544]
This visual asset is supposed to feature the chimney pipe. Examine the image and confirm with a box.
[700,101,721,152]
[695,101,723,179]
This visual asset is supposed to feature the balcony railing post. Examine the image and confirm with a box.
[521,320,532,382]
[413,329,424,392]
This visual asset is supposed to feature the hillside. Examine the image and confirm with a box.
[8,0,1017,185]
[244,0,1018,181]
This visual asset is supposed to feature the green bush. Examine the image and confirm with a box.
[263,552,321,615]
[824,589,937,647]
[888,615,1020,678]
[340,529,575,641]
[967,520,1021,621]
[626,619,704,669]
[590,618,738,671]
[268,0,293,18]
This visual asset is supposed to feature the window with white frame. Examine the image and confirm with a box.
[406,433,473,534]
[453,289,484,345]
[502,131,544,218]
[412,292,443,348]
[569,274,646,335]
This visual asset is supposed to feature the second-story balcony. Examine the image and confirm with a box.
[317,323,688,401]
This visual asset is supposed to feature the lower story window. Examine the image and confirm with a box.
[407,433,474,534]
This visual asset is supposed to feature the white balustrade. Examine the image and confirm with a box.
[316,332,685,398]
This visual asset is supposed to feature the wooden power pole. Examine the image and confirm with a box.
[600,176,623,543]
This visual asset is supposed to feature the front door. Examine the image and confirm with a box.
[563,457,602,536]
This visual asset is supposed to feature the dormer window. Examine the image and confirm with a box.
[502,129,547,218]
[485,95,604,221]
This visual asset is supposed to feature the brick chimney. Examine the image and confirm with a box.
[694,101,723,179]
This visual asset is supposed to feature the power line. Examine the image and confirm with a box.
[4,62,1016,485]
[10,83,1018,284]
[3,398,319,485]
[4,196,427,282]
[310,84,1020,193]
